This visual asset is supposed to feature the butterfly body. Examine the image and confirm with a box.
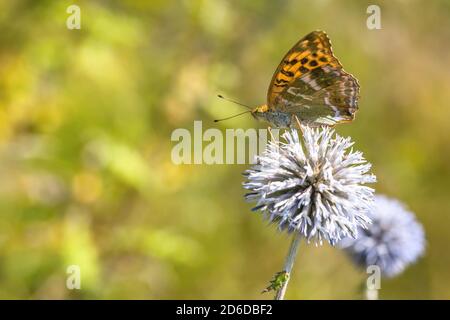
[254,30,360,128]
[251,107,292,127]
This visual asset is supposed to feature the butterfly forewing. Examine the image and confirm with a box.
[267,30,359,126]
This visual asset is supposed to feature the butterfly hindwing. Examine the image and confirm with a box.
[279,66,359,125]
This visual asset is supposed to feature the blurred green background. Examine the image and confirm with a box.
[0,0,449,299]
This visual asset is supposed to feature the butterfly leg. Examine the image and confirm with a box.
[293,115,305,135]
[268,126,275,141]
[267,126,282,150]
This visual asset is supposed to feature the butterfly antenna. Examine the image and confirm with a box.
[214,110,251,122]
[217,94,252,110]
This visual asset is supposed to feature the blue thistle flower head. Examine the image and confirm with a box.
[340,195,426,278]
[243,126,376,246]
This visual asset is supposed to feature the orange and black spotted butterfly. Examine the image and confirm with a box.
[251,30,360,128]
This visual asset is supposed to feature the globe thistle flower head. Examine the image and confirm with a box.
[340,195,425,278]
[243,126,376,246]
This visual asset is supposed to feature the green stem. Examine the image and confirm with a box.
[274,233,302,300]
[365,287,379,300]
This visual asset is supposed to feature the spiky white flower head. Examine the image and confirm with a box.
[340,195,425,278]
[243,126,376,246]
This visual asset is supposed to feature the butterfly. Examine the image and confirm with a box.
[251,30,360,128]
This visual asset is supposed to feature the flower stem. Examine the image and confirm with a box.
[274,233,302,300]
[365,287,379,300]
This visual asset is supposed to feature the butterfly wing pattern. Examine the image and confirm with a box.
[267,31,359,126]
